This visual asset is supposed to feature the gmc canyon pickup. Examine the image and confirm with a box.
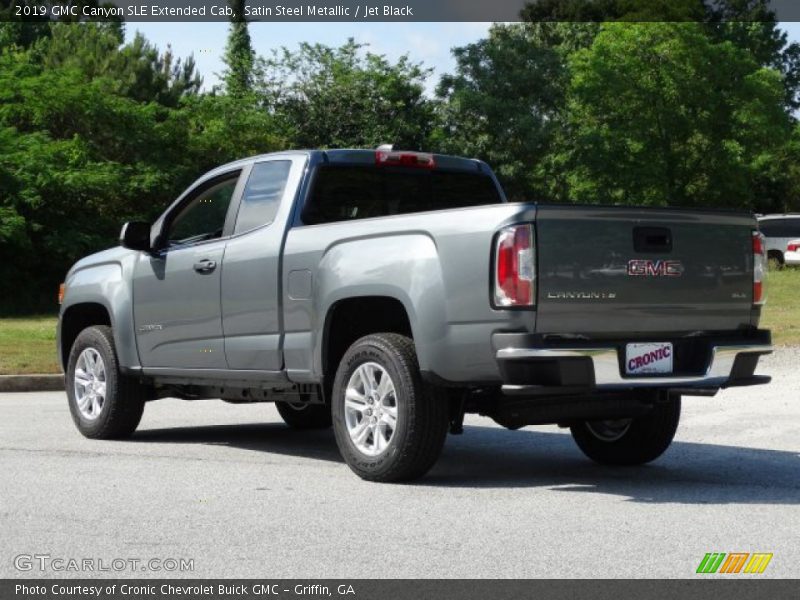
[57,148,773,482]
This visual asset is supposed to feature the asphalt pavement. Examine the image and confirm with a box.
[1,349,798,578]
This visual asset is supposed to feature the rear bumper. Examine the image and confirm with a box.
[494,330,772,396]
[785,250,800,265]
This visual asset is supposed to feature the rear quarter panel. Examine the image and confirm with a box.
[282,203,536,384]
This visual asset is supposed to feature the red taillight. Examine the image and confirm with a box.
[58,283,65,305]
[753,231,766,306]
[494,224,535,307]
[788,241,800,253]
[375,150,435,169]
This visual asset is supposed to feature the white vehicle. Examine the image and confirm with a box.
[758,214,800,266]
[785,239,800,266]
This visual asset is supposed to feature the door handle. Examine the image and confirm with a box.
[193,259,217,273]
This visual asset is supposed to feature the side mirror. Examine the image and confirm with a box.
[120,221,152,252]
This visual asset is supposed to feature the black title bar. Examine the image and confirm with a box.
[6,0,800,22]
[2,579,800,600]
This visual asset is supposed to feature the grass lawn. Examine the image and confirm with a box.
[0,315,60,375]
[0,270,797,374]
[760,267,800,346]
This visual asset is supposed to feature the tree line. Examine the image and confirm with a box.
[2,3,800,312]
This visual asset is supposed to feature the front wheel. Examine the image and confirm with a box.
[570,396,681,465]
[66,325,146,439]
[331,333,449,482]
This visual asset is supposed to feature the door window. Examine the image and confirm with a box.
[168,176,239,246]
[234,161,292,234]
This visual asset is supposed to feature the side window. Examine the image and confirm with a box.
[304,167,381,224]
[759,220,782,237]
[234,161,292,234]
[168,175,239,246]
[761,218,800,238]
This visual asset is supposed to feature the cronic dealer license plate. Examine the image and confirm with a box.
[625,342,674,375]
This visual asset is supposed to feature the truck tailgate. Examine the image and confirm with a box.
[535,205,756,335]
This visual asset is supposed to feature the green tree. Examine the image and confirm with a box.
[0,20,287,313]
[0,25,210,313]
[434,23,599,200]
[749,121,800,213]
[520,0,707,22]
[519,1,800,112]
[434,24,565,200]
[183,94,284,173]
[43,24,202,106]
[708,21,800,112]
[0,1,121,49]
[259,40,434,149]
[562,22,791,208]
[0,46,192,311]
[221,0,254,97]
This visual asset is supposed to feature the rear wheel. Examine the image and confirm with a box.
[275,400,332,429]
[570,395,681,465]
[66,325,146,439]
[331,333,449,482]
[768,251,784,271]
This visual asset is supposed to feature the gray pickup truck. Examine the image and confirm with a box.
[57,148,773,481]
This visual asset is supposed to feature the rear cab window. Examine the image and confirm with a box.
[302,164,503,225]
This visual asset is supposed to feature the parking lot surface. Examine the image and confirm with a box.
[1,349,798,578]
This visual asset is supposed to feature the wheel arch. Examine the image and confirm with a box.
[57,248,142,372]
[320,295,414,390]
[58,302,113,371]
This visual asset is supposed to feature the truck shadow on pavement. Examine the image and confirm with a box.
[134,422,342,464]
[426,426,800,504]
[132,423,799,504]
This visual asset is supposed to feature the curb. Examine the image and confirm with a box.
[0,374,64,392]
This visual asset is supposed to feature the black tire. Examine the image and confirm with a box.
[66,325,145,439]
[331,333,449,482]
[570,396,681,466]
[767,251,784,271]
[275,400,332,429]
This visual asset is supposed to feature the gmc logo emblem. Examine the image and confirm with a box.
[627,259,683,277]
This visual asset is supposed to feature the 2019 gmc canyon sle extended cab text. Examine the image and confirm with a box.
[57,148,773,481]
